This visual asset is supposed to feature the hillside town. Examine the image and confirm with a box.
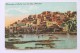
[5,11,77,37]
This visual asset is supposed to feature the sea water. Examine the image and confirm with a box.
[5,34,77,49]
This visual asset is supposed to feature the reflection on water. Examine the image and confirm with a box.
[5,34,77,49]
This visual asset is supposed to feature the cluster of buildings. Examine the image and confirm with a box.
[5,11,77,35]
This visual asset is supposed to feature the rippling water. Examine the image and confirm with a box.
[5,34,77,49]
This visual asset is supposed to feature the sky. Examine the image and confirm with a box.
[5,2,76,27]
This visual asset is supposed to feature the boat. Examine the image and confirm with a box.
[69,32,77,35]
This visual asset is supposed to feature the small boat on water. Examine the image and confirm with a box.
[69,32,77,35]
[8,39,20,41]
[49,36,58,39]
[52,32,67,34]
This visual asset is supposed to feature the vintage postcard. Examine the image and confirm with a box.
[5,2,77,49]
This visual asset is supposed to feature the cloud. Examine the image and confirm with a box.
[29,5,39,10]
[6,5,40,16]
[6,8,30,16]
